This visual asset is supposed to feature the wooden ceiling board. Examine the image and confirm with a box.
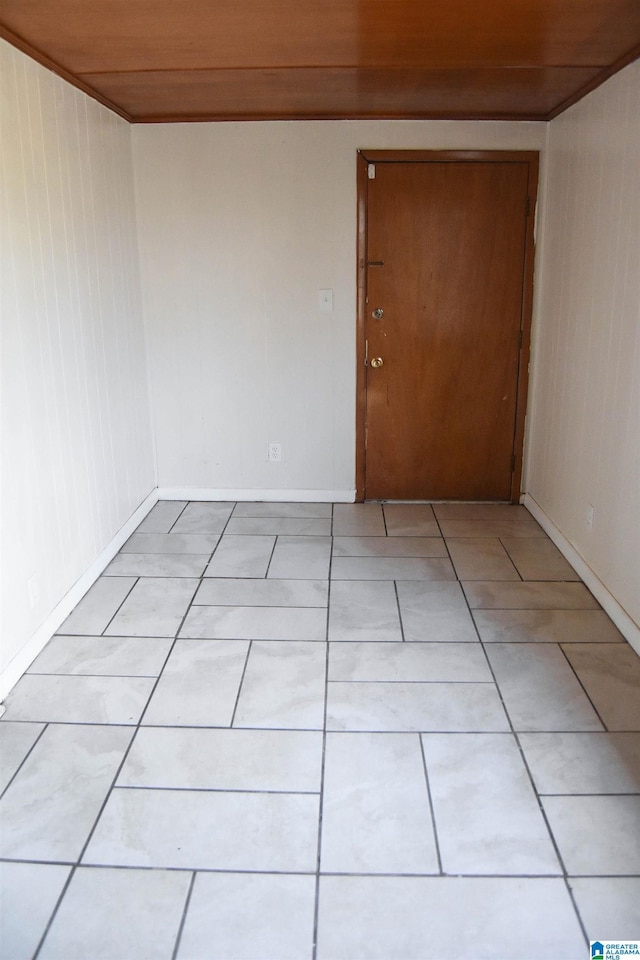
[81,66,604,122]
[1,0,639,121]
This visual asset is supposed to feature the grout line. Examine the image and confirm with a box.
[558,644,609,732]
[26,671,161,679]
[563,874,596,948]
[5,719,633,735]
[32,862,78,960]
[327,679,496,685]
[112,785,322,795]
[229,640,253,728]
[393,580,406,642]
[191,602,328,609]
[312,511,333,960]
[165,501,190,534]
[497,536,524,581]
[0,722,49,802]
[536,790,640,797]
[2,855,637,881]
[264,535,279,579]
[171,870,196,960]
[99,576,141,636]
[198,506,237,573]
[419,734,444,875]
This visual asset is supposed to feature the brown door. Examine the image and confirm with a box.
[361,156,534,501]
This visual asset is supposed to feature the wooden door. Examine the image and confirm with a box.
[358,153,536,501]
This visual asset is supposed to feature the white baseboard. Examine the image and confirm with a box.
[158,487,357,503]
[522,493,640,656]
[0,489,159,701]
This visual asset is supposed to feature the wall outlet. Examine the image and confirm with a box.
[586,504,595,532]
[268,442,282,462]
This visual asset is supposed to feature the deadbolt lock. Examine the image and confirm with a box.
[372,308,384,320]
[370,357,384,368]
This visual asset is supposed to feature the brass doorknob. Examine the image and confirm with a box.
[370,357,384,368]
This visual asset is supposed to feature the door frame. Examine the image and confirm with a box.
[355,149,539,503]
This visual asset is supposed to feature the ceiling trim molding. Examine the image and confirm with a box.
[545,40,640,120]
[0,26,132,122]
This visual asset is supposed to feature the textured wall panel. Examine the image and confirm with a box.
[0,40,155,674]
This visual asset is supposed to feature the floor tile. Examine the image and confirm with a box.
[39,867,190,960]
[28,634,172,677]
[234,641,326,729]
[177,872,316,960]
[519,732,640,794]
[433,503,533,521]
[422,733,560,874]
[321,732,438,873]
[0,862,71,960]
[194,577,328,607]
[180,604,327,640]
[463,580,599,609]
[328,580,402,642]
[0,724,132,861]
[383,503,439,536]
[118,727,323,791]
[327,682,508,732]
[396,581,479,642]
[438,519,547,538]
[105,577,198,637]
[445,537,519,580]
[135,500,187,533]
[104,553,209,577]
[5,497,633,958]
[485,644,603,732]
[569,878,640,940]
[562,643,640,730]
[501,538,580,581]
[58,577,136,635]
[333,536,447,557]
[142,639,248,726]
[331,556,455,580]
[233,501,332,518]
[267,535,331,579]
[1,674,155,724]
[542,795,640,874]
[472,609,625,643]
[84,788,320,871]
[121,532,219,554]
[170,501,234,533]
[332,503,385,536]
[316,876,586,960]
[328,642,492,682]
[204,534,275,578]
[225,517,332,536]
[0,721,44,794]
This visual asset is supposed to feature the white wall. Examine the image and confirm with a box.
[525,58,640,636]
[133,120,545,499]
[0,40,156,689]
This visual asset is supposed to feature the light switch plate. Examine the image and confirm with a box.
[318,289,333,313]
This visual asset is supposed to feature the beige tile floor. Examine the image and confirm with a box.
[1,501,639,959]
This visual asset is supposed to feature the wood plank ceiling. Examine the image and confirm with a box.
[2,1,639,122]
